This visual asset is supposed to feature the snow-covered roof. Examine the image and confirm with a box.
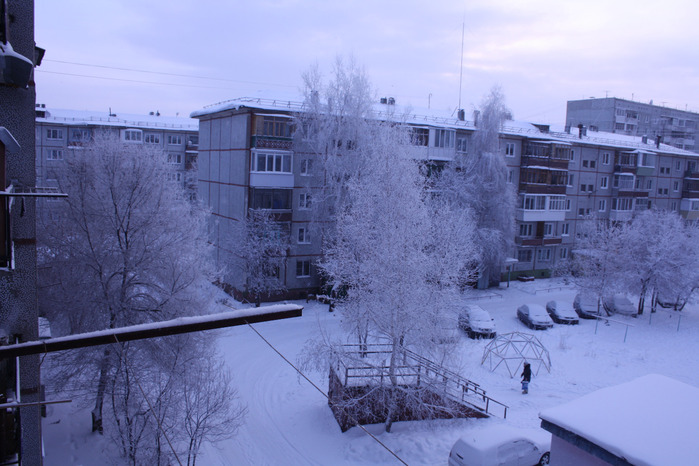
[37,108,198,131]
[539,374,699,466]
[191,96,698,157]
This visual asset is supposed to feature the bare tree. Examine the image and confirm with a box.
[38,131,217,433]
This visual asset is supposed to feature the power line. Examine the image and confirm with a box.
[36,69,236,90]
[245,322,409,465]
[43,59,296,88]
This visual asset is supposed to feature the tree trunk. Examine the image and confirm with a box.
[384,337,400,432]
[638,281,647,315]
[92,346,112,433]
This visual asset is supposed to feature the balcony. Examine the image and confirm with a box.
[515,236,563,247]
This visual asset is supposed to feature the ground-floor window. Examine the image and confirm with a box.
[296,260,311,278]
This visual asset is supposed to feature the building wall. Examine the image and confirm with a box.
[0,0,42,463]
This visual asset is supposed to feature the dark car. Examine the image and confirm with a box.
[573,293,604,319]
[458,305,496,339]
[545,300,579,325]
[517,304,554,330]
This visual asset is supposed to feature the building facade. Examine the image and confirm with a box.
[567,97,699,152]
[35,107,199,199]
[193,97,699,297]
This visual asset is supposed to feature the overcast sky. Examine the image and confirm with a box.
[35,0,699,124]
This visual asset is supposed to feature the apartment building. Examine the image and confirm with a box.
[193,97,699,297]
[567,97,699,152]
[35,107,199,198]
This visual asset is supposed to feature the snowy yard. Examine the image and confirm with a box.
[42,279,699,465]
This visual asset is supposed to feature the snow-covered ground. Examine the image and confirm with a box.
[42,279,699,465]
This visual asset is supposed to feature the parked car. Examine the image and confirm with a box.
[517,304,554,330]
[573,293,604,319]
[545,300,579,325]
[449,424,551,466]
[603,295,637,317]
[656,291,690,311]
[458,305,496,339]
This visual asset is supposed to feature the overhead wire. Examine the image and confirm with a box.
[245,322,409,466]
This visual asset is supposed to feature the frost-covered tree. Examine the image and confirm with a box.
[437,86,515,287]
[230,209,289,306]
[621,209,698,314]
[319,121,478,432]
[37,132,217,433]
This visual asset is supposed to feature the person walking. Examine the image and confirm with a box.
[521,362,531,394]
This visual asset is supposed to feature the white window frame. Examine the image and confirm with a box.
[47,149,63,160]
[602,152,611,165]
[300,159,312,176]
[673,181,680,192]
[297,227,310,244]
[543,223,553,237]
[299,192,311,210]
[251,150,293,174]
[519,223,533,237]
[145,133,160,144]
[560,247,568,259]
[505,142,515,157]
[167,134,183,145]
[434,129,455,149]
[296,260,311,278]
[537,248,551,262]
[600,176,608,189]
[123,129,143,143]
[168,153,182,165]
[561,223,570,236]
[46,128,63,140]
[599,199,607,212]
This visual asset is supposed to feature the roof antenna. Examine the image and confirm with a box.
[458,18,465,111]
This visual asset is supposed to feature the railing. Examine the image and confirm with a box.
[333,344,508,418]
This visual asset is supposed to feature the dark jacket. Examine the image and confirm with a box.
[521,364,531,382]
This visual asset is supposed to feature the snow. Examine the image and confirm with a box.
[540,374,699,466]
[41,279,699,465]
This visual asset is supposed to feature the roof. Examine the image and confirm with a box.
[539,374,699,466]
[36,108,198,131]
[191,96,698,158]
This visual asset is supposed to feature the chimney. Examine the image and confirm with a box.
[578,124,584,139]
[656,135,662,148]
[642,135,648,144]
[380,97,388,104]
[564,124,571,134]
[473,110,480,127]
[457,109,465,121]
[387,97,395,105]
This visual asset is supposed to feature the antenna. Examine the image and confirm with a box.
[458,19,465,110]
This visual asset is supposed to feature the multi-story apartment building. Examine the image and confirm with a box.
[193,97,699,297]
[35,107,199,198]
[567,97,699,152]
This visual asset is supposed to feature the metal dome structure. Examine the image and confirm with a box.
[481,331,551,377]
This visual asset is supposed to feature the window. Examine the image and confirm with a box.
[299,192,311,210]
[70,128,90,142]
[560,247,569,259]
[570,150,575,161]
[505,142,515,157]
[46,128,63,139]
[168,153,182,164]
[549,196,566,211]
[566,199,571,210]
[676,161,682,171]
[647,179,653,190]
[517,249,533,262]
[590,160,596,169]
[582,160,589,168]
[262,116,292,138]
[613,174,634,190]
[410,128,429,146]
[519,223,533,237]
[580,184,586,192]
[537,248,551,262]
[123,129,142,142]
[522,195,547,210]
[434,129,455,148]
[145,133,160,144]
[561,223,570,236]
[297,227,310,244]
[296,260,311,277]
[300,159,312,176]
[600,176,608,189]
[612,198,634,211]
[640,152,655,168]
[671,201,678,211]
[599,199,606,211]
[658,188,669,195]
[167,134,182,145]
[615,123,625,131]
[47,149,63,160]
[252,151,292,173]
[250,189,292,210]
[602,152,610,165]
[543,223,553,236]
[674,181,680,192]
[567,174,574,186]
[167,172,182,182]
[456,137,468,154]
[507,170,514,184]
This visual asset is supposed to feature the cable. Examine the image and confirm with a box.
[36,69,234,90]
[245,322,409,466]
[42,59,296,88]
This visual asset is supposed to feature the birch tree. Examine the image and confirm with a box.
[37,132,217,433]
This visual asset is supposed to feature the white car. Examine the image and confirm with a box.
[449,424,551,466]
[517,304,554,330]
[603,295,637,316]
[545,300,579,325]
[458,305,496,339]
[573,293,604,319]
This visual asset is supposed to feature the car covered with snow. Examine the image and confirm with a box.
[603,295,637,317]
[458,304,496,339]
[573,293,603,319]
[448,424,551,466]
[545,300,579,325]
[517,304,554,330]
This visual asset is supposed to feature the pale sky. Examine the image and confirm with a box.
[35,0,699,124]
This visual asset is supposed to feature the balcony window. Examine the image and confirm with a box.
[517,249,533,263]
[250,189,291,210]
[612,198,634,211]
[252,151,292,173]
[410,128,429,146]
[613,174,634,190]
[434,129,455,149]
[639,152,655,168]
[548,196,566,211]
[522,195,547,210]
[262,116,292,138]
